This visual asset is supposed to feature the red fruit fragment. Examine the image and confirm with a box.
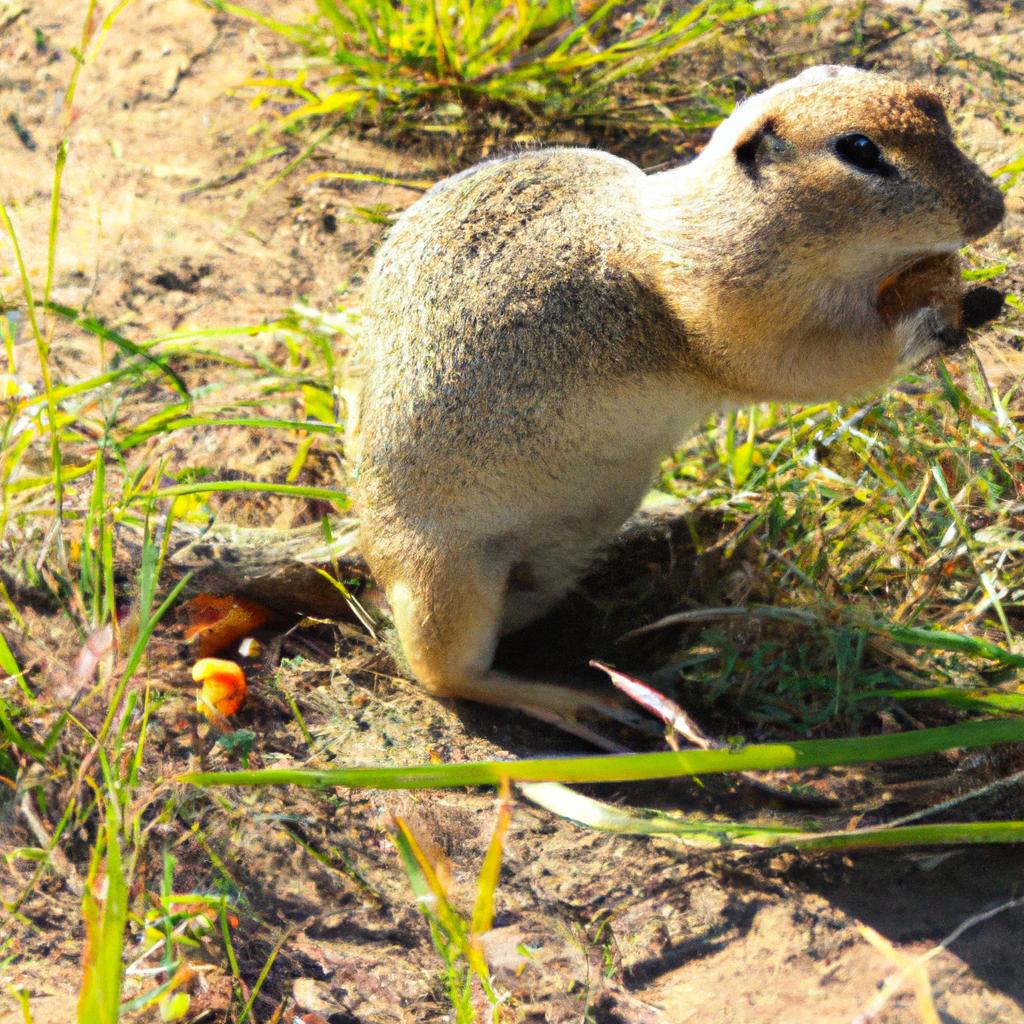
[193,658,248,718]
[184,595,271,658]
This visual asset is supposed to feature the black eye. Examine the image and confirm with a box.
[834,133,883,173]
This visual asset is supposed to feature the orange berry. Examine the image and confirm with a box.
[193,658,248,718]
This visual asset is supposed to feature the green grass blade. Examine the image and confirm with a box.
[96,507,193,748]
[204,0,308,40]
[44,301,190,398]
[520,782,1024,850]
[1,205,65,560]
[0,699,46,760]
[627,605,1024,670]
[119,415,342,451]
[236,927,289,1024]
[46,0,100,306]
[470,790,509,940]
[791,822,1024,851]
[77,794,128,1023]
[152,480,347,505]
[873,688,1024,712]
[0,630,32,699]
[551,0,626,57]
[871,621,1024,668]
[307,170,433,190]
[184,717,1024,790]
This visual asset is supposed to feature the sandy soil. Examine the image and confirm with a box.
[1,1,1024,1022]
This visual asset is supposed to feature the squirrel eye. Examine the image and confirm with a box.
[834,133,883,173]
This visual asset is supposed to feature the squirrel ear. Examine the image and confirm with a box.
[734,118,779,177]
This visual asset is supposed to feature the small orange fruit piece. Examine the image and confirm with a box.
[193,658,248,718]
[185,595,271,658]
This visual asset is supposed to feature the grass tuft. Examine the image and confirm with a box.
[214,0,766,138]
[392,785,511,1021]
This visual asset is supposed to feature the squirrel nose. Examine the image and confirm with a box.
[959,182,1005,241]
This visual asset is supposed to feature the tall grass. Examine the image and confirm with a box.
[0,4,353,1012]
[391,788,511,1022]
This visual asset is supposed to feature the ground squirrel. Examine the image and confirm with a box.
[352,65,1006,738]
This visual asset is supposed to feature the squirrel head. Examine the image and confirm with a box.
[713,66,1003,253]
[656,66,1006,402]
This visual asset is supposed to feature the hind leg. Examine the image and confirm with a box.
[385,549,647,750]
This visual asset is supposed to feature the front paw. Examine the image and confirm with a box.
[896,306,962,370]
[931,287,1005,355]
[935,323,968,354]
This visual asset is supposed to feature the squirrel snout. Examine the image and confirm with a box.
[958,182,1005,241]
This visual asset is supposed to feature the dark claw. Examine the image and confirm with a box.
[961,286,1005,330]
[937,325,968,352]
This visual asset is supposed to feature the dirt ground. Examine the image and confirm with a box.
[2,1,1024,1022]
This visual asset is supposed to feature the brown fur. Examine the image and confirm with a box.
[351,66,1005,734]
